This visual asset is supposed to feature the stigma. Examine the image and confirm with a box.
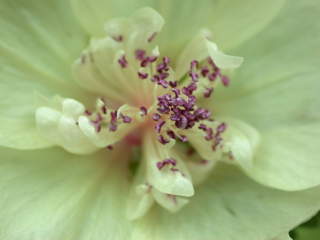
[35,7,247,219]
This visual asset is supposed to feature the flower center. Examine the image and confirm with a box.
[35,7,246,219]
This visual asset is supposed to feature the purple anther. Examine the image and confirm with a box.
[92,113,103,124]
[172,88,180,97]
[191,60,199,69]
[138,71,149,79]
[204,87,214,98]
[120,114,132,123]
[199,123,207,131]
[141,57,151,67]
[148,32,158,42]
[158,135,170,145]
[156,161,164,170]
[217,123,227,133]
[204,127,214,141]
[201,66,210,77]
[169,81,178,88]
[101,105,107,114]
[163,56,170,65]
[118,55,128,68]
[208,72,218,82]
[140,106,148,116]
[149,56,158,63]
[167,130,176,139]
[155,120,166,133]
[157,158,177,170]
[110,110,118,122]
[158,79,169,88]
[135,49,146,61]
[221,75,230,86]
[84,110,92,116]
[109,123,117,132]
[106,145,114,150]
[189,72,199,82]
[152,113,161,121]
[178,134,188,142]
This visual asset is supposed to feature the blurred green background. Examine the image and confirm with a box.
[291,212,320,240]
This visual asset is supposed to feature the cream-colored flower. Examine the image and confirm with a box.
[0,1,320,240]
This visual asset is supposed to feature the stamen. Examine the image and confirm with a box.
[140,106,148,116]
[118,55,128,68]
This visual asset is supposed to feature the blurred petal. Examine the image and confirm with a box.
[131,165,320,240]
[0,0,91,149]
[70,0,286,53]
[0,146,132,240]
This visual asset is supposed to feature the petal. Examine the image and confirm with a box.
[175,31,243,79]
[131,165,320,240]
[272,234,292,240]
[0,117,52,150]
[0,0,91,149]
[70,0,286,51]
[245,123,320,191]
[0,146,132,240]
[214,74,320,191]
[210,1,320,191]
[143,132,194,197]
[216,1,320,102]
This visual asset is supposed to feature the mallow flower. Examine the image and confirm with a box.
[0,0,320,240]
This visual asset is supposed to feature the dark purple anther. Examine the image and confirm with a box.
[110,111,118,122]
[204,128,213,141]
[138,72,149,79]
[157,158,177,170]
[209,72,218,82]
[157,161,164,170]
[221,75,230,86]
[118,55,128,68]
[189,72,199,82]
[217,123,227,133]
[135,49,146,61]
[84,110,92,116]
[178,135,188,142]
[109,123,117,132]
[149,56,158,63]
[204,87,214,98]
[140,106,148,116]
[106,145,114,150]
[169,81,177,88]
[155,120,166,133]
[158,135,170,145]
[120,114,132,123]
[163,57,170,65]
[167,130,176,139]
[101,105,107,114]
[152,113,161,121]
[199,123,207,131]
[141,57,151,67]
[190,60,199,70]
[201,66,210,77]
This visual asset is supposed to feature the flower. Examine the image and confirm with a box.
[0,0,320,240]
